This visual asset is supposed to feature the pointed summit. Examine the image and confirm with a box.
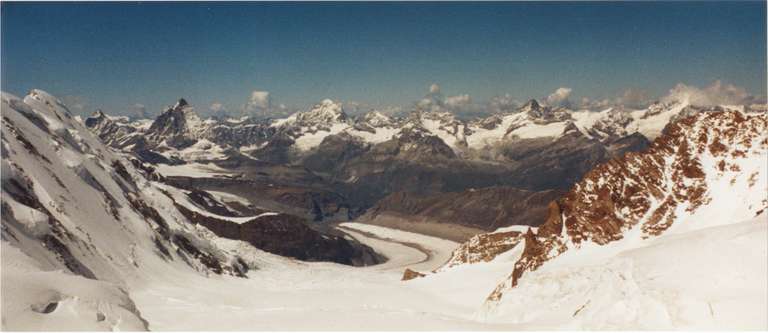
[174,98,189,109]
[519,99,542,112]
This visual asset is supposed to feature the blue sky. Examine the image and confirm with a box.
[2,1,766,116]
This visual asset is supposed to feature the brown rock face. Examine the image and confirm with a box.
[402,268,426,281]
[449,111,767,303]
[439,230,524,270]
[551,111,764,247]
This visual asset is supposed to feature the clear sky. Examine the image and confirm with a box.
[2,1,766,116]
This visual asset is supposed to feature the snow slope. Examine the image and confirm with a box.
[132,222,522,331]
[1,90,246,330]
[1,243,149,331]
[480,215,767,330]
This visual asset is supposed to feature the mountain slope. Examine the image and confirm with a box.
[480,215,767,329]
[425,109,767,328]
[360,187,563,241]
[1,90,250,330]
[496,109,767,293]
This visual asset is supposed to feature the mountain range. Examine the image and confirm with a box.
[2,88,766,330]
[84,92,751,237]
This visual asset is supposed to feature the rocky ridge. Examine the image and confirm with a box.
[426,110,767,308]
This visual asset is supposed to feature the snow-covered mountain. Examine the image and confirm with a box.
[1,90,381,330]
[270,97,691,156]
[1,90,253,330]
[419,109,767,328]
[86,96,695,163]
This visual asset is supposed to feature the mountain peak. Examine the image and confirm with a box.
[361,110,394,127]
[519,99,542,112]
[174,98,189,109]
[92,109,106,118]
[297,98,347,124]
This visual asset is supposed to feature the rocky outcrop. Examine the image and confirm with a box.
[402,268,426,281]
[439,228,526,270]
[483,110,767,301]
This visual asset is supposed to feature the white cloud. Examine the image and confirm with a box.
[545,87,573,107]
[489,94,520,113]
[417,83,445,111]
[578,97,613,110]
[614,89,651,109]
[429,83,441,94]
[414,83,484,117]
[445,94,471,108]
[662,80,760,106]
[579,88,651,110]
[210,102,225,113]
[244,90,271,112]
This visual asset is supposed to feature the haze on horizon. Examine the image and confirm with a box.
[1,1,766,118]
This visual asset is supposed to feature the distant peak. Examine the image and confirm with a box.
[174,98,189,109]
[309,98,344,115]
[361,110,393,127]
[520,99,541,110]
[292,98,347,125]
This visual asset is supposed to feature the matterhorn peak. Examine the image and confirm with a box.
[174,98,189,109]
